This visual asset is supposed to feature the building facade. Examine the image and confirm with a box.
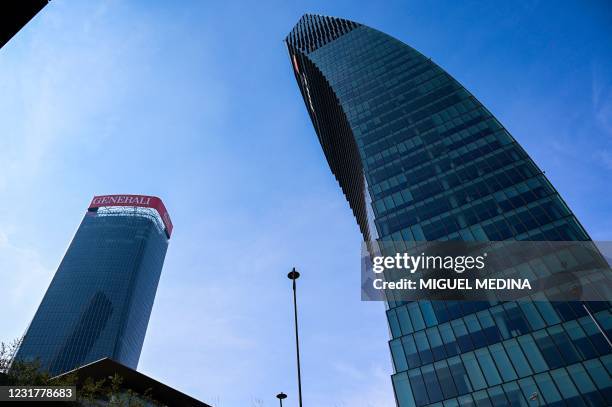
[286,15,611,407]
[15,195,173,376]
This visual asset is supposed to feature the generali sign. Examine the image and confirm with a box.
[89,194,173,238]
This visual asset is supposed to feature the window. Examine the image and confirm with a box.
[475,348,502,386]
[579,317,610,356]
[533,330,563,369]
[402,335,421,368]
[548,325,580,364]
[550,368,581,404]
[392,372,416,407]
[533,372,563,406]
[567,363,605,406]
[460,352,487,391]
[420,301,439,327]
[476,310,502,345]
[489,343,517,381]
[502,339,532,378]
[390,338,408,372]
[533,297,561,325]
[432,301,450,323]
[465,314,487,348]
[583,359,612,405]
[502,381,526,406]
[486,386,508,407]
[452,319,474,352]
[564,320,597,360]
[489,305,511,340]
[448,355,472,395]
[457,394,476,407]
[408,368,429,406]
[435,360,458,399]
[415,331,433,365]
[502,303,530,336]
[472,390,492,407]
[422,364,444,403]
[517,377,540,405]
[518,302,545,330]
[387,309,402,338]
[396,306,414,334]
[427,327,447,361]
[408,302,426,331]
[517,334,548,373]
[442,399,459,407]
[440,323,460,356]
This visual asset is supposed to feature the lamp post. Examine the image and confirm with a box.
[276,392,287,407]
[287,267,303,407]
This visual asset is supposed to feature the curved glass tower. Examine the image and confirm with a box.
[15,195,172,376]
[286,14,611,407]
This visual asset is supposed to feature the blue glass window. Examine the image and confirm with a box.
[476,310,502,345]
[427,327,447,361]
[489,343,517,382]
[408,302,426,331]
[397,305,414,334]
[502,381,526,406]
[392,372,416,407]
[435,360,458,399]
[408,368,429,406]
[390,338,408,372]
[415,330,434,365]
[533,372,563,407]
[533,330,563,369]
[486,385,508,407]
[564,320,598,360]
[567,363,605,406]
[452,319,474,352]
[502,338,532,378]
[472,390,492,407]
[517,334,548,373]
[475,348,502,386]
[550,368,583,406]
[583,359,612,404]
[548,325,581,364]
[461,352,487,391]
[402,334,421,368]
[440,323,460,356]
[420,301,439,327]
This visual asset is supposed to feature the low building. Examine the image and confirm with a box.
[54,357,211,406]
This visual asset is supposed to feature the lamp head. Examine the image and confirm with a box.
[287,267,300,280]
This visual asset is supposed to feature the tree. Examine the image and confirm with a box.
[1,337,163,406]
[0,337,21,374]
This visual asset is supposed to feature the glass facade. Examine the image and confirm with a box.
[286,14,611,406]
[15,203,170,376]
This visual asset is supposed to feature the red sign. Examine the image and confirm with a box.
[89,194,173,238]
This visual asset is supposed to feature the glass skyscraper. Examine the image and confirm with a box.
[286,14,611,406]
[15,195,172,376]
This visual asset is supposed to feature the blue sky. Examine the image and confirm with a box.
[0,1,610,406]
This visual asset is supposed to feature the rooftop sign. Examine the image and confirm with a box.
[88,194,173,238]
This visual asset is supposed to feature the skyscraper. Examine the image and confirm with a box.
[15,195,173,376]
[286,14,611,407]
[1,0,49,49]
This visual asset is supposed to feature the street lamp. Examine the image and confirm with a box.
[276,392,287,407]
[287,267,303,407]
